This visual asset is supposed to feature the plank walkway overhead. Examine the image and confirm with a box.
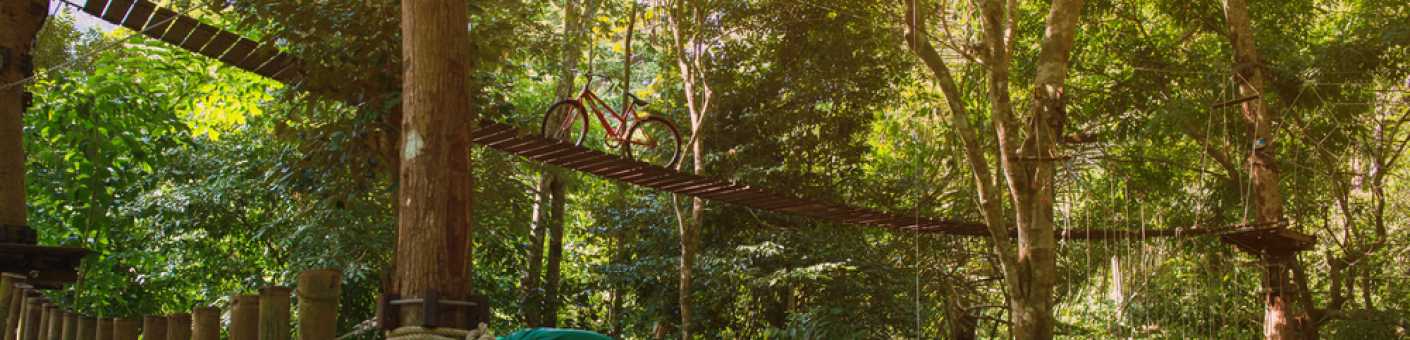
[68,0,1314,247]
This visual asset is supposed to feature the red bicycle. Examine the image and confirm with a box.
[541,74,682,168]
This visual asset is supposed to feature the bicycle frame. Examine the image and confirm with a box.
[573,85,637,142]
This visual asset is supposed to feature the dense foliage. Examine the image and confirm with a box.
[18,0,1410,338]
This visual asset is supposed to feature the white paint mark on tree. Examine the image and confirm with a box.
[403,129,424,160]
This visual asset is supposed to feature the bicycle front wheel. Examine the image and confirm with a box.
[625,117,682,168]
[541,100,589,146]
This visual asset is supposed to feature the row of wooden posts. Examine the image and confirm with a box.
[1,270,342,340]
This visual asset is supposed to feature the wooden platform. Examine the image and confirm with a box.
[1220,226,1316,254]
[0,243,89,288]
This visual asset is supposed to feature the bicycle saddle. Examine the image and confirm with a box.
[628,93,650,107]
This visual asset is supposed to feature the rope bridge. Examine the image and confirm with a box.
[65,0,1315,248]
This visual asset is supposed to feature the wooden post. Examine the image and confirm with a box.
[41,305,56,340]
[257,287,290,340]
[109,319,137,340]
[164,314,189,340]
[92,319,110,340]
[58,312,73,340]
[0,0,52,231]
[3,282,26,340]
[189,308,217,340]
[229,295,258,340]
[393,0,475,332]
[141,316,165,340]
[0,274,19,333]
[18,298,39,340]
[296,270,339,340]
[75,317,93,340]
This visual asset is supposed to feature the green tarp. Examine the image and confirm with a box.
[498,328,612,340]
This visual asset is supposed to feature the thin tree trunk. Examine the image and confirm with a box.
[532,0,598,327]
[520,175,548,327]
[541,179,565,327]
[903,0,1083,338]
[0,0,49,228]
[1220,1,1308,338]
[666,3,712,337]
[394,0,474,329]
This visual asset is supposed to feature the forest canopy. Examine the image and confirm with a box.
[9,0,1410,339]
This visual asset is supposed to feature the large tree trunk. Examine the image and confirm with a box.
[0,0,49,229]
[1220,1,1308,338]
[393,0,474,330]
[904,0,1083,338]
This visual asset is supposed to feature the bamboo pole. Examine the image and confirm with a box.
[296,270,339,340]
[93,319,110,340]
[229,295,258,340]
[42,305,57,340]
[59,312,74,340]
[18,298,40,340]
[141,316,165,340]
[164,314,189,340]
[76,317,93,340]
[110,319,137,340]
[257,287,290,340]
[190,308,217,340]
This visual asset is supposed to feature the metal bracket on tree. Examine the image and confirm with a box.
[377,290,489,330]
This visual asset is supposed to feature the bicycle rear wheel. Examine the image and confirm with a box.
[540,100,589,146]
[625,117,682,168]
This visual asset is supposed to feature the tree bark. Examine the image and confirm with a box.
[0,0,48,228]
[394,0,474,329]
